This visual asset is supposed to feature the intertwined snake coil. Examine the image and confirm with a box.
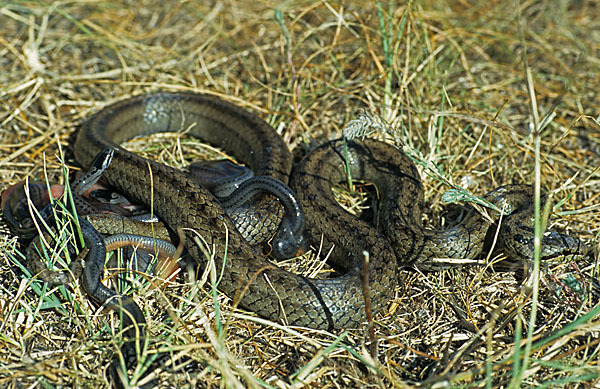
[73,91,587,330]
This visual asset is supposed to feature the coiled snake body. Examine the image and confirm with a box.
[73,91,587,331]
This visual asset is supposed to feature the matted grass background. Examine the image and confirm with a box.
[1,1,599,387]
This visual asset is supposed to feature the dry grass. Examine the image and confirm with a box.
[1,0,599,388]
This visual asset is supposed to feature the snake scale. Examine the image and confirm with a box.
[73,91,587,331]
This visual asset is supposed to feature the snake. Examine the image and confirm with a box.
[4,91,588,387]
[21,213,150,386]
[70,91,588,333]
[2,150,175,387]
[3,151,305,262]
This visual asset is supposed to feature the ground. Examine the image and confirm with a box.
[0,1,599,388]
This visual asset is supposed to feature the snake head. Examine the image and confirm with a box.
[271,217,309,259]
[501,226,590,264]
[188,159,254,198]
[1,181,63,239]
[539,230,590,261]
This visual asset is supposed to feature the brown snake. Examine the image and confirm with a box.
[73,91,587,330]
